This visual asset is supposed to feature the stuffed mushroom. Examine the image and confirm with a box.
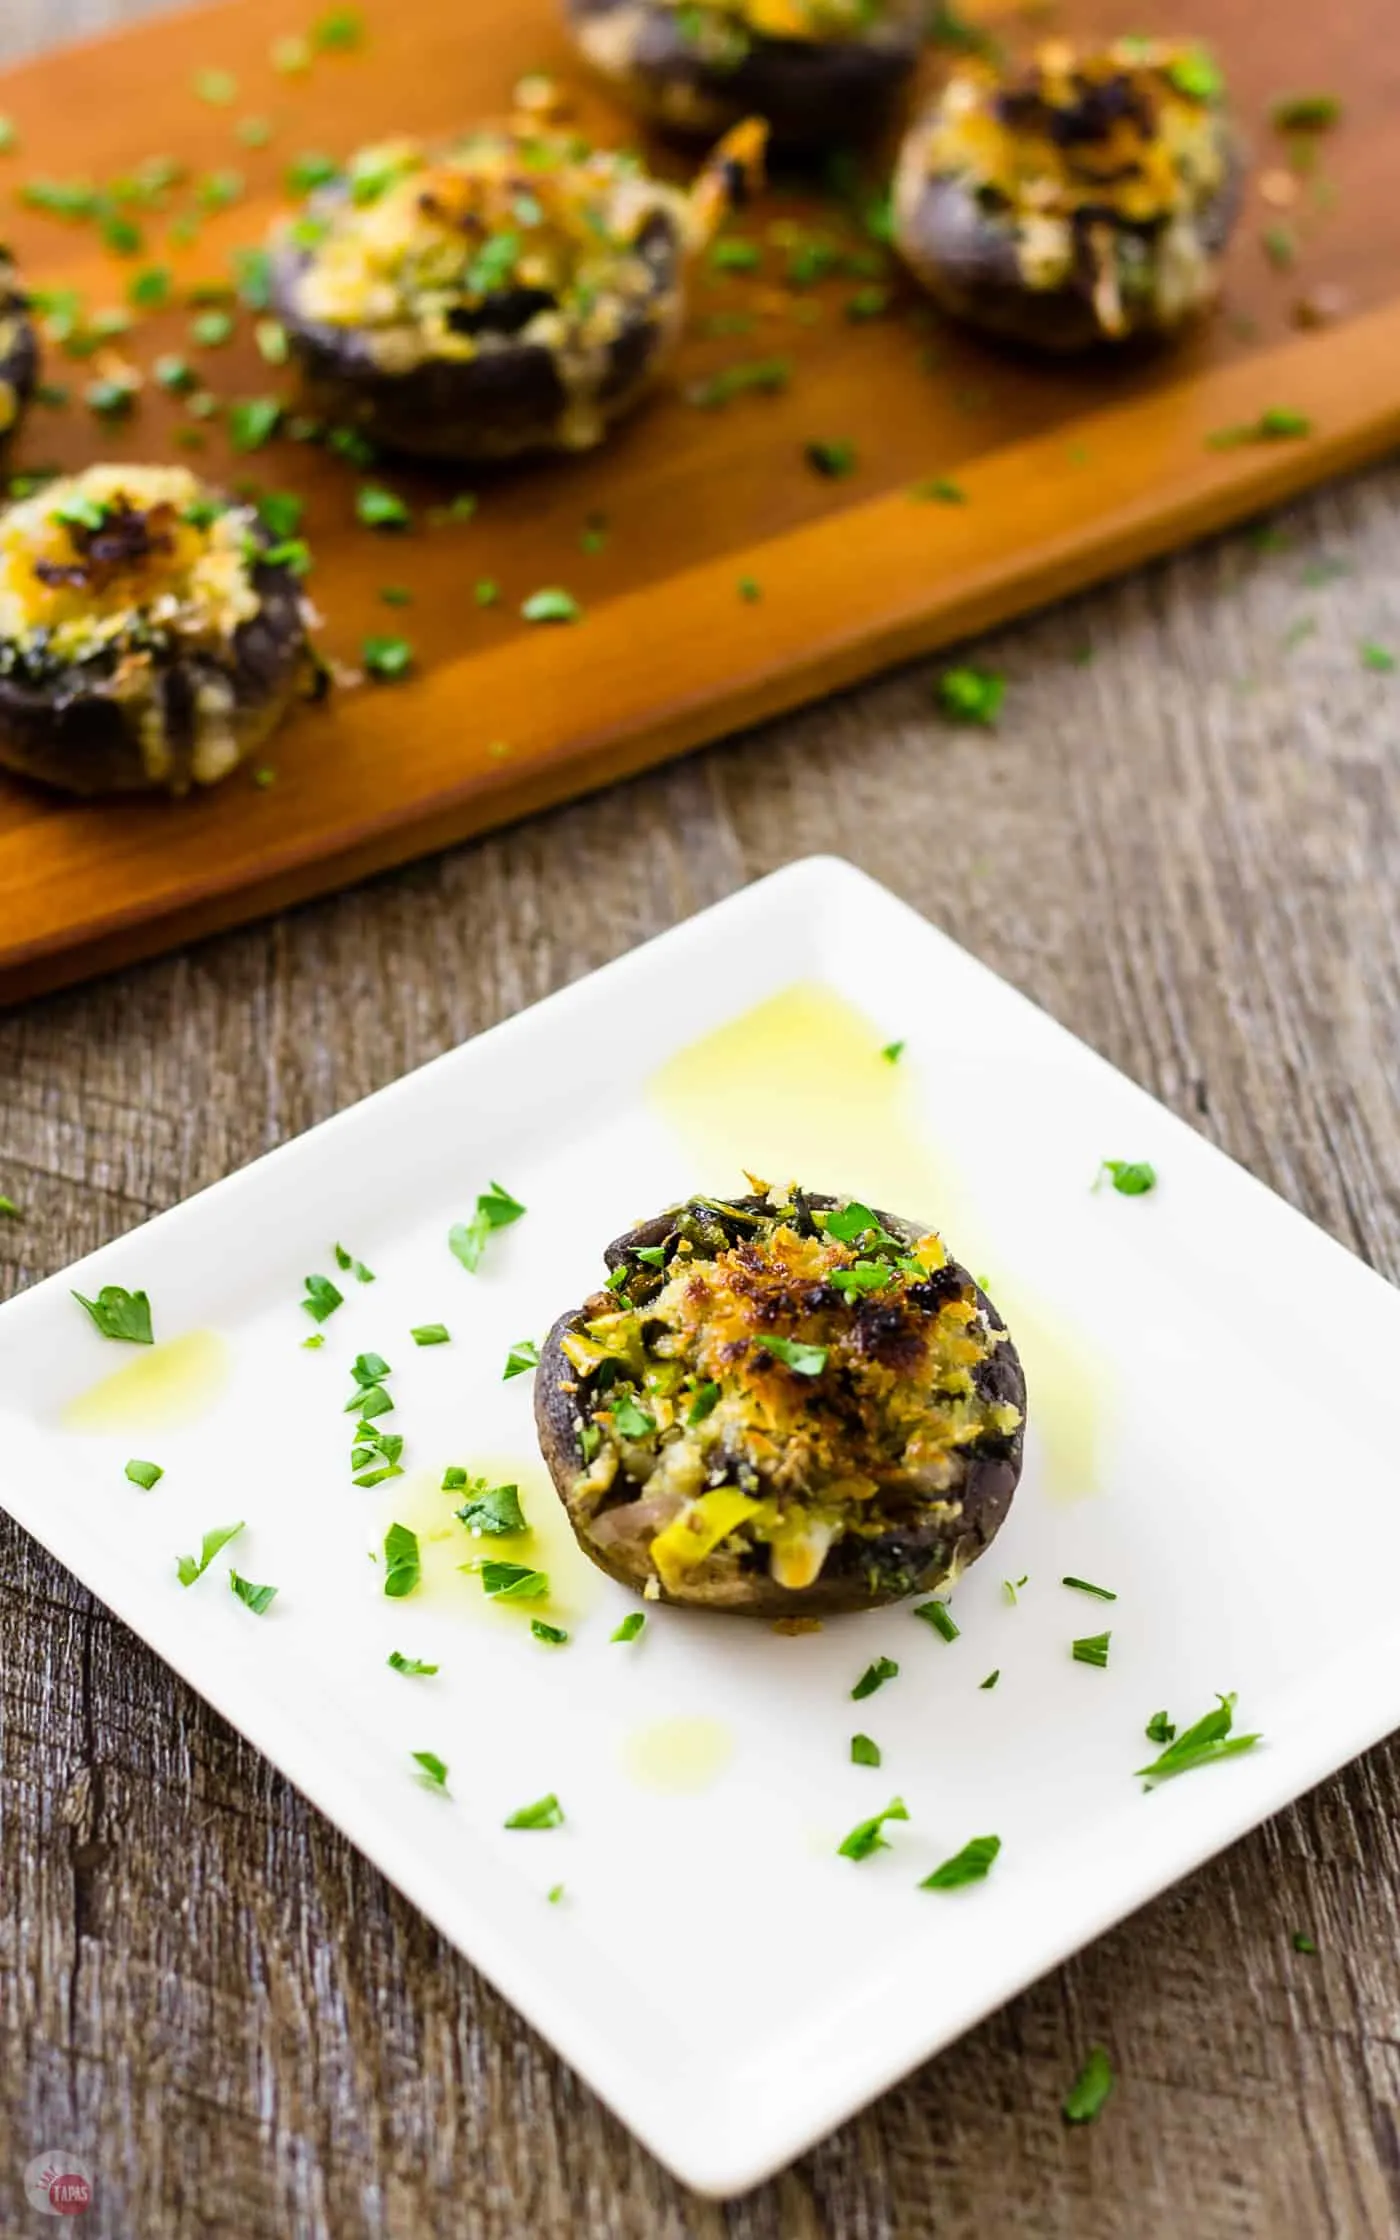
[0,464,316,797]
[892,38,1242,351]
[268,113,765,462]
[535,1186,1026,1618]
[0,249,38,448]
[566,0,923,152]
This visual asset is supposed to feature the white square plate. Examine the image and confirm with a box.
[3,857,1398,2197]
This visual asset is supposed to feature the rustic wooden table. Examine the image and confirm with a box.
[3,5,1400,2236]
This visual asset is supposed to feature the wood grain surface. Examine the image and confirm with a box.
[4,7,1400,2239]
[1,0,1397,999]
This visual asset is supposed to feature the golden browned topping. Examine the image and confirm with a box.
[564,1191,1020,1594]
[922,38,1229,226]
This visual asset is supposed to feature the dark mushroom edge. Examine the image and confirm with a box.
[566,0,922,152]
[0,465,318,798]
[892,38,1243,352]
[0,248,38,448]
[269,115,764,463]
[535,1187,1026,1617]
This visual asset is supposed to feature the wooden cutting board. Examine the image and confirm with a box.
[0,0,1394,1002]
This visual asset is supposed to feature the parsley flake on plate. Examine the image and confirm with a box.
[852,1656,898,1701]
[505,1792,564,1829]
[229,1570,278,1615]
[1072,1631,1111,1669]
[300,1273,343,1323]
[1063,1576,1117,1602]
[1063,2045,1114,2125]
[915,1599,960,1643]
[937,665,1005,725]
[504,1339,540,1380]
[839,1795,908,1861]
[333,1242,375,1282]
[474,1560,549,1601]
[611,1612,646,1643]
[383,1523,420,1599]
[1136,1692,1261,1787]
[1145,1710,1175,1745]
[448,1181,526,1272]
[850,1733,881,1767]
[73,1285,153,1344]
[413,1749,449,1792]
[531,1619,569,1645]
[388,1651,438,1676]
[411,1323,451,1346]
[456,1481,527,1536]
[124,1459,163,1491]
[920,1833,1001,1889]
[881,1039,905,1062]
[176,1521,244,1586]
[1096,1159,1157,1197]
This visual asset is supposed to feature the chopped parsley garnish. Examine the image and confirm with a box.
[531,1620,569,1646]
[1072,1631,1111,1668]
[286,150,341,196]
[441,1467,469,1492]
[0,119,16,154]
[521,587,581,624]
[881,1040,905,1062]
[1166,47,1223,102]
[301,1273,343,1323]
[411,1323,450,1347]
[1136,1692,1261,1787]
[229,1571,278,1615]
[1269,92,1342,132]
[302,1333,325,1350]
[687,1381,721,1425]
[980,1669,1000,1690]
[476,1560,549,1600]
[737,576,762,602]
[351,1426,403,1487]
[1361,641,1396,673]
[73,1285,153,1344]
[755,1336,828,1376]
[456,1481,527,1536]
[86,376,137,420]
[0,1194,20,1218]
[258,491,304,541]
[237,115,274,148]
[176,1520,244,1586]
[805,438,857,479]
[255,319,290,364]
[1293,1931,1318,1955]
[504,1339,540,1380]
[194,68,238,105]
[920,1833,1001,1890]
[333,1242,375,1283]
[505,1792,564,1829]
[448,1181,526,1272]
[1096,1159,1157,1197]
[128,265,172,309]
[154,353,196,392]
[823,1201,895,1247]
[349,1349,391,1385]
[356,484,411,530]
[388,1651,438,1676]
[547,1884,565,1904]
[830,1263,890,1299]
[846,286,891,321]
[914,1599,959,1643]
[685,356,792,409]
[228,397,283,451]
[838,1795,908,1861]
[611,1612,646,1643]
[632,1245,667,1268]
[1063,1576,1116,1602]
[1145,1710,1175,1745]
[124,1459,163,1490]
[380,585,412,607]
[383,1523,421,1599]
[191,308,234,347]
[412,1749,449,1792]
[232,245,274,309]
[911,475,967,503]
[937,665,1005,724]
[363,634,413,679]
[610,1393,657,1437]
[1206,408,1312,449]
[1261,224,1297,271]
[851,1656,898,1701]
[1063,2045,1114,2125]
[709,237,761,272]
[196,169,245,214]
[353,1384,394,1422]
[850,1733,881,1767]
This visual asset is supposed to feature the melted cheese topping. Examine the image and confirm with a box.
[922,39,1228,228]
[286,127,684,371]
[569,1198,1020,1591]
[0,464,260,666]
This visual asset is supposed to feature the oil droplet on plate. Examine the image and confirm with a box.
[624,1716,734,1795]
[379,1458,602,1633]
[648,980,1108,1500]
[62,1330,229,1433]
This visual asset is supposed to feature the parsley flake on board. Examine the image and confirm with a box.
[1096,1159,1157,1196]
[455,1482,527,1536]
[937,665,1005,724]
[852,1656,898,1701]
[228,397,283,451]
[805,438,857,479]
[1361,641,1396,673]
[74,1285,153,1343]
[388,1651,438,1676]
[124,1459,163,1490]
[1136,1693,1261,1787]
[362,634,413,679]
[920,1834,1001,1890]
[413,1750,449,1792]
[383,1523,421,1598]
[684,357,791,409]
[0,1194,21,1218]
[504,1339,540,1380]
[611,1612,646,1644]
[915,1599,959,1642]
[911,475,966,503]
[850,1733,881,1767]
[521,587,581,624]
[229,1571,278,1615]
[176,1521,244,1586]
[1269,91,1342,131]
[1293,1931,1318,1955]
[411,1323,450,1347]
[449,1181,526,1272]
[1206,408,1312,449]
[505,1793,564,1829]
[356,484,411,530]
[839,1795,908,1861]
[1063,2045,1114,2125]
